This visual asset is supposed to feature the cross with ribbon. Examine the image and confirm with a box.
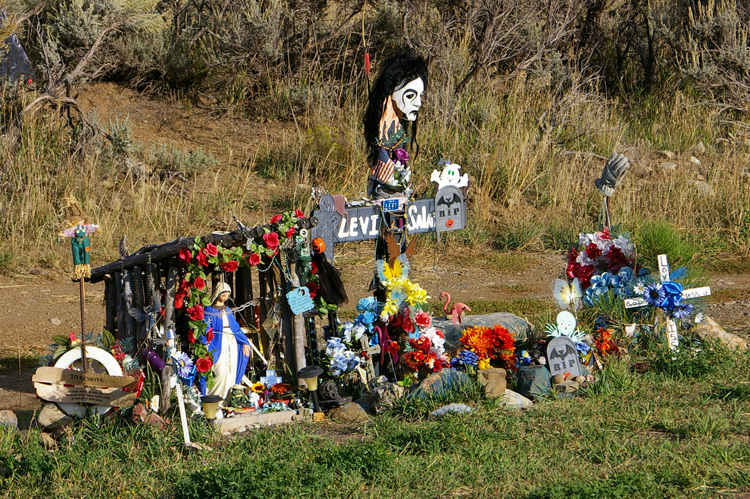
[624,254,711,350]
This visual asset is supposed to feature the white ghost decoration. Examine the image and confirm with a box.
[431,159,469,190]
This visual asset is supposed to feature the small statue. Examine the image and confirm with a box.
[203,282,251,401]
[363,51,428,200]
[58,198,98,281]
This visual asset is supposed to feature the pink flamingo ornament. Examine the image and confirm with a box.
[440,292,471,325]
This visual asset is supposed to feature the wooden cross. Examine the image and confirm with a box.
[359,335,381,382]
[624,254,711,350]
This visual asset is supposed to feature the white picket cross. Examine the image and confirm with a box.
[624,254,711,350]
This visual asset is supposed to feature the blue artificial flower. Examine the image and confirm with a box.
[326,338,345,357]
[576,342,591,354]
[589,274,609,290]
[643,282,665,307]
[450,349,479,369]
[357,296,378,312]
[671,304,693,319]
[618,266,634,283]
[660,281,683,311]
[173,352,194,378]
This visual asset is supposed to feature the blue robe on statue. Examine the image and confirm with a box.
[201,306,251,395]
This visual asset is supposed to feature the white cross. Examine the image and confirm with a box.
[624,254,711,350]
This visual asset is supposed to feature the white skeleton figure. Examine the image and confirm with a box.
[431,160,469,190]
[544,311,586,343]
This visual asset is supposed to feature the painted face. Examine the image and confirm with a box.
[392,77,424,121]
[556,311,576,336]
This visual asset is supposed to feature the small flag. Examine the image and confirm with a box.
[370,147,394,183]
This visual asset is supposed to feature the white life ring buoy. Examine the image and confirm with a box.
[53,346,123,417]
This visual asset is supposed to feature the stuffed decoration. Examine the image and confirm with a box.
[311,238,348,306]
[58,197,98,281]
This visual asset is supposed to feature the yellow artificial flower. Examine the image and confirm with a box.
[478,358,491,370]
[251,382,265,394]
[381,299,398,321]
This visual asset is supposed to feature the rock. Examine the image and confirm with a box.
[657,150,675,160]
[38,432,57,451]
[499,389,532,409]
[477,368,507,398]
[49,318,62,326]
[696,174,706,181]
[658,161,678,172]
[411,370,473,400]
[692,141,706,156]
[0,410,18,431]
[431,403,472,418]
[695,316,749,352]
[689,156,701,167]
[692,180,714,196]
[369,383,405,413]
[38,403,73,431]
[328,402,370,424]
[516,365,552,399]
[144,412,168,429]
[434,312,533,351]
[131,403,148,424]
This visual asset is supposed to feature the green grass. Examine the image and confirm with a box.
[0,355,40,375]
[3,347,750,498]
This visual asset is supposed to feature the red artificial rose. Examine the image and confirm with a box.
[205,327,214,343]
[246,253,261,266]
[415,312,431,329]
[401,317,415,334]
[178,248,192,264]
[263,232,280,250]
[294,209,305,219]
[585,242,602,260]
[285,227,296,238]
[187,304,204,321]
[566,248,579,279]
[193,276,206,290]
[174,290,185,310]
[187,329,196,343]
[305,281,319,298]
[409,336,432,354]
[205,243,219,257]
[606,246,630,273]
[196,249,209,267]
[195,356,213,373]
[220,260,239,272]
[599,227,611,240]
[270,214,283,224]
[310,261,318,274]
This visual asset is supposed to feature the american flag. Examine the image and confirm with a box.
[370,147,395,183]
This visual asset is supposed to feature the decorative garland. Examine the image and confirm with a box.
[173,210,330,387]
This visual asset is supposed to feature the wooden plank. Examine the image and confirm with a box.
[113,271,125,342]
[33,366,136,387]
[35,383,136,406]
[104,276,117,336]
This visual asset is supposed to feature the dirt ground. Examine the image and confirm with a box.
[2,248,749,413]
[3,83,750,414]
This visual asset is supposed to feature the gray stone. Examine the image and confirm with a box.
[411,369,472,400]
[430,403,472,418]
[658,161,678,172]
[657,150,675,160]
[369,383,405,413]
[499,389,532,409]
[0,410,17,430]
[328,402,370,424]
[433,312,532,351]
[692,141,706,156]
[689,156,701,167]
[692,180,714,196]
[38,432,57,451]
[515,365,552,399]
[695,316,748,352]
[38,403,73,431]
[49,318,62,326]
[477,368,507,398]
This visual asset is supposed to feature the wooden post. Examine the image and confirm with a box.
[159,265,178,414]
[288,261,306,375]
[123,270,137,353]
[104,276,116,336]
[132,266,146,343]
[113,271,125,343]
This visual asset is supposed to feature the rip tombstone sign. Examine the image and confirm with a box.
[624,254,711,350]
[546,336,583,378]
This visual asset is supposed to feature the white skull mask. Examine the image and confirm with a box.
[391,77,424,122]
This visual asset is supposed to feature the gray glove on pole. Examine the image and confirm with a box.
[595,152,630,196]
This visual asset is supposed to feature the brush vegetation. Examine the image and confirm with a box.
[0,0,749,273]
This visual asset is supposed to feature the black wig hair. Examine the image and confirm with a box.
[363,51,428,164]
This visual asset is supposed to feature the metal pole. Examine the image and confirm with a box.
[80,278,87,372]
